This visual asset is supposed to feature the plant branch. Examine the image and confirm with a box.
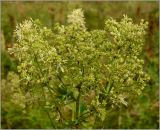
[30,47,55,128]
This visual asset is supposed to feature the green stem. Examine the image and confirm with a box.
[46,85,65,123]
[41,86,55,128]
[76,90,80,120]
[75,82,82,128]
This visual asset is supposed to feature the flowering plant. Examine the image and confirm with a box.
[9,9,149,128]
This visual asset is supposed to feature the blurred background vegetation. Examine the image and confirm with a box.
[1,1,159,129]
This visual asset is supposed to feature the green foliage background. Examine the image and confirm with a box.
[1,1,159,129]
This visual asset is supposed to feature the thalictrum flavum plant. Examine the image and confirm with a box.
[9,9,149,128]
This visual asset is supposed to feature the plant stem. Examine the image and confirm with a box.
[76,89,80,120]
[75,82,82,128]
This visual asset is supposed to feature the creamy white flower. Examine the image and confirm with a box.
[67,8,86,30]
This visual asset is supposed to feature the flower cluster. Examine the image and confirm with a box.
[9,9,149,126]
[1,72,26,109]
[67,8,86,31]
